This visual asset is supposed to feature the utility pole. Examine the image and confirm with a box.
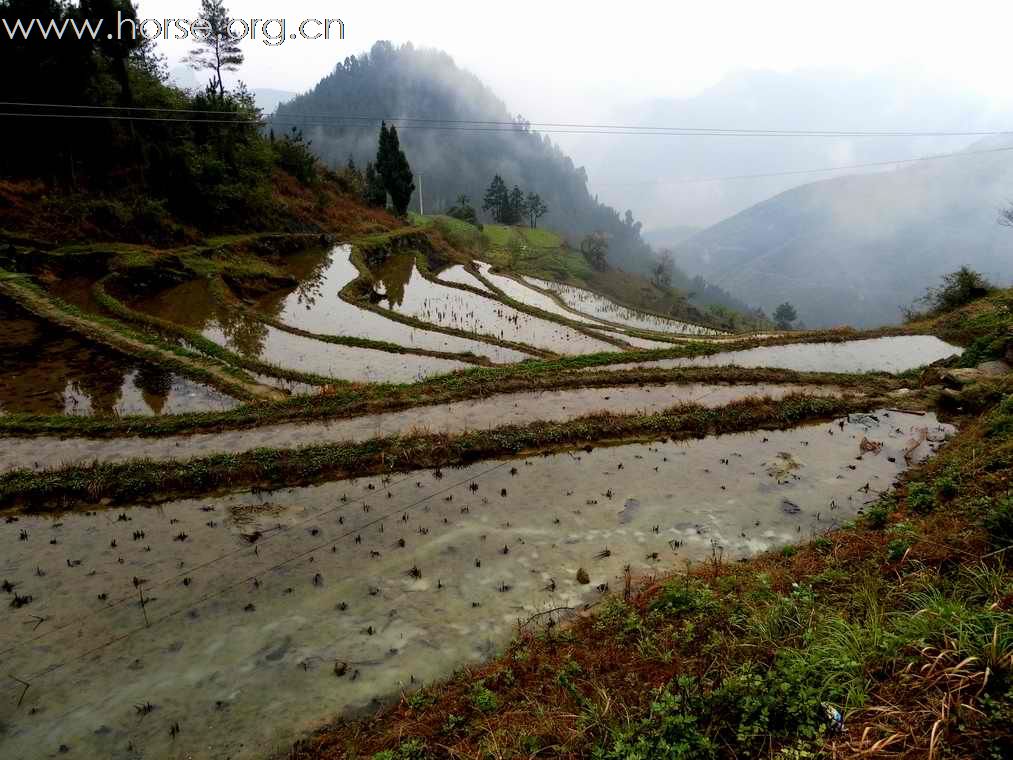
[418,173,424,216]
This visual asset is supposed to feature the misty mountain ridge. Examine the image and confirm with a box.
[672,134,1013,328]
[273,41,757,317]
[578,67,1013,230]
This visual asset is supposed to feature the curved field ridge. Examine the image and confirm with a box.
[0,383,849,473]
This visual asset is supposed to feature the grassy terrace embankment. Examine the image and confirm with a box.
[282,293,1013,760]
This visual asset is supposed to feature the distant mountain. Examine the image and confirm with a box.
[275,42,662,272]
[254,88,298,114]
[577,69,1013,230]
[671,137,1013,328]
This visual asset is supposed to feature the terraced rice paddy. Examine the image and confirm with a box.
[524,276,725,336]
[131,278,471,384]
[0,411,952,759]
[0,383,849,472]
[436,264,492,292]
[377,263,620,355]
[0,297,237,416]
[594,335,963,375]
[0,233,975,760]
[260,247,529,364]
[475,263,603,326]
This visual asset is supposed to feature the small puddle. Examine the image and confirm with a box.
[596,336,963,374]
[0,410,952,758]
[377,261,619,355]
[0,383,849,472]
[524,276,724,336]
[260,247,529,364]
[0,298,237,416]
[130,279,471,384]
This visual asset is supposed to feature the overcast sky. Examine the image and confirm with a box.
[135,0,1013,115]
[136,0,1013,227]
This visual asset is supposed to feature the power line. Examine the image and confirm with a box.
[3,105,1012,185]
[2,101,1013,138]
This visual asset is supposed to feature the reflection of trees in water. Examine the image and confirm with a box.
[147,277,271,360]
[255,249,331,323]
[0,298,129,415]
[370,254,415,308]
[69,354,127,416]
[216,307,270,359]
[290,251,331,313]
[134,366,173,416]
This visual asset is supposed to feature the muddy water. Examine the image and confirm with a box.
[437,265,492,292]
[0,384,849,472]
[0,411,952,759]
[524,276,724,336]
[376,261,619,355]
[129,279,471,384]
[0,298,237,417]
[259,247,529,364]
[598,336,963,375]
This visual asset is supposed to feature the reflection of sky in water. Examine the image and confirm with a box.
[258,246,529,364]
[593,335,963,375]
[437,264,493,292]
[1,382,848,472]
[0,411,952,759]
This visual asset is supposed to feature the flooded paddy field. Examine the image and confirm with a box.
[0,410,951,759]
[376,261,620,355]
[0,383,849,472]
[524,276,725,336]
[260,247,530,364]
[0,298,237,417]
[130,278,471,384]
[436,264,492,292]
[596,335,963,375]
[475,263,604,327]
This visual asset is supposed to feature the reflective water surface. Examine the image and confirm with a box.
[0,298,238,417]
[260,247,529,364]
[0,383,849,472]
[597,335,963,374]
[0,411,952,758]
[524,276,725,336]
[377,262,619,355]
[130,278,471,384]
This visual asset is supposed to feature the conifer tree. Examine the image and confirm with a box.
[185,0,244,99]
[375,122,415,216]
[482,175,510,223]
